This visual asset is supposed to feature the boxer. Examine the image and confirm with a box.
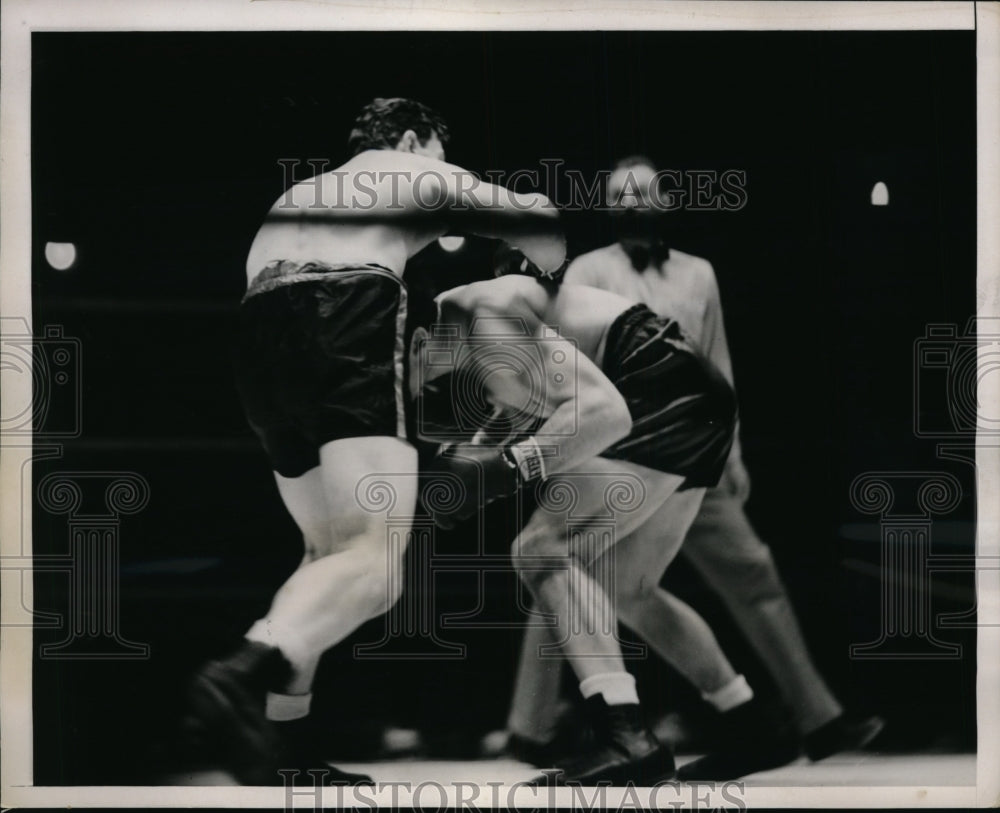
[411,250,750,784]
[185,98,566,785]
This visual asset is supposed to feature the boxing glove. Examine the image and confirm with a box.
[493,244,570,285]
[424,441,544,529]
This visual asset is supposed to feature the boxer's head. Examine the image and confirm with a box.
[348,97,450,159]
[607,155,668,268]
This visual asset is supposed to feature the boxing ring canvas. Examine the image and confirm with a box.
[1,0,998,809]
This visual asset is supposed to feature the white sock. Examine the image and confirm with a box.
[578,672,639,706]
[702,674,754,712]
[245,617,311,672]
[266,691,312,722]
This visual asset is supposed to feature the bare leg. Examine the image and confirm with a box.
[605,488,807,781]
[512,458,685,683]
[507,486,741,743]
[610,487,740,694]
[187,438,415,785]
[511,460,689,784]
[247,436,418,688]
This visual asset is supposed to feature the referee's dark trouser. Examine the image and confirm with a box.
[679,477,842,734]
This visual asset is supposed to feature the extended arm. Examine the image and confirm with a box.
[434,163,566,272]
[280,152,566,272]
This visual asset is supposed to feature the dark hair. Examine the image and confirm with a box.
[348,97,451,155]
[613,154,657,173]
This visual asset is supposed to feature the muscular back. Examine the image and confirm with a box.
[440,275,639,368]
[245,150,456,286]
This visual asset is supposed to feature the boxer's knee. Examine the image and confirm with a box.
[511,528,567,593]
[305,524,408,618]
[309,511,412,559]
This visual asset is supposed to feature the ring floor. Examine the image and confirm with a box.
[170,751,975,787]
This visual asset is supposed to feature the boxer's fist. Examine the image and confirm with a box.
[493,244,537,278]
[494,242,569,284]
[515,230,567,277]
[424,443,521,529]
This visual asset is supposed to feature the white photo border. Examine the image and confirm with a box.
[1,0,997,808]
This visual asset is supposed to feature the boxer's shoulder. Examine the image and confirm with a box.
[566,243,630,283]
[444,275,545,321]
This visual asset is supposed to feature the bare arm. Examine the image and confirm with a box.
[285,152,566,271]
[431,162,566,272]
[466,311,632,477]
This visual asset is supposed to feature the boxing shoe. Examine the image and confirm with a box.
[803,713,885,762]
[184,641,291,785]
[677,697,801,781]
[184,641,373,786]
[532,696,676,786]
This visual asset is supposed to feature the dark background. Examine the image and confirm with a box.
[30,30,977,784]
